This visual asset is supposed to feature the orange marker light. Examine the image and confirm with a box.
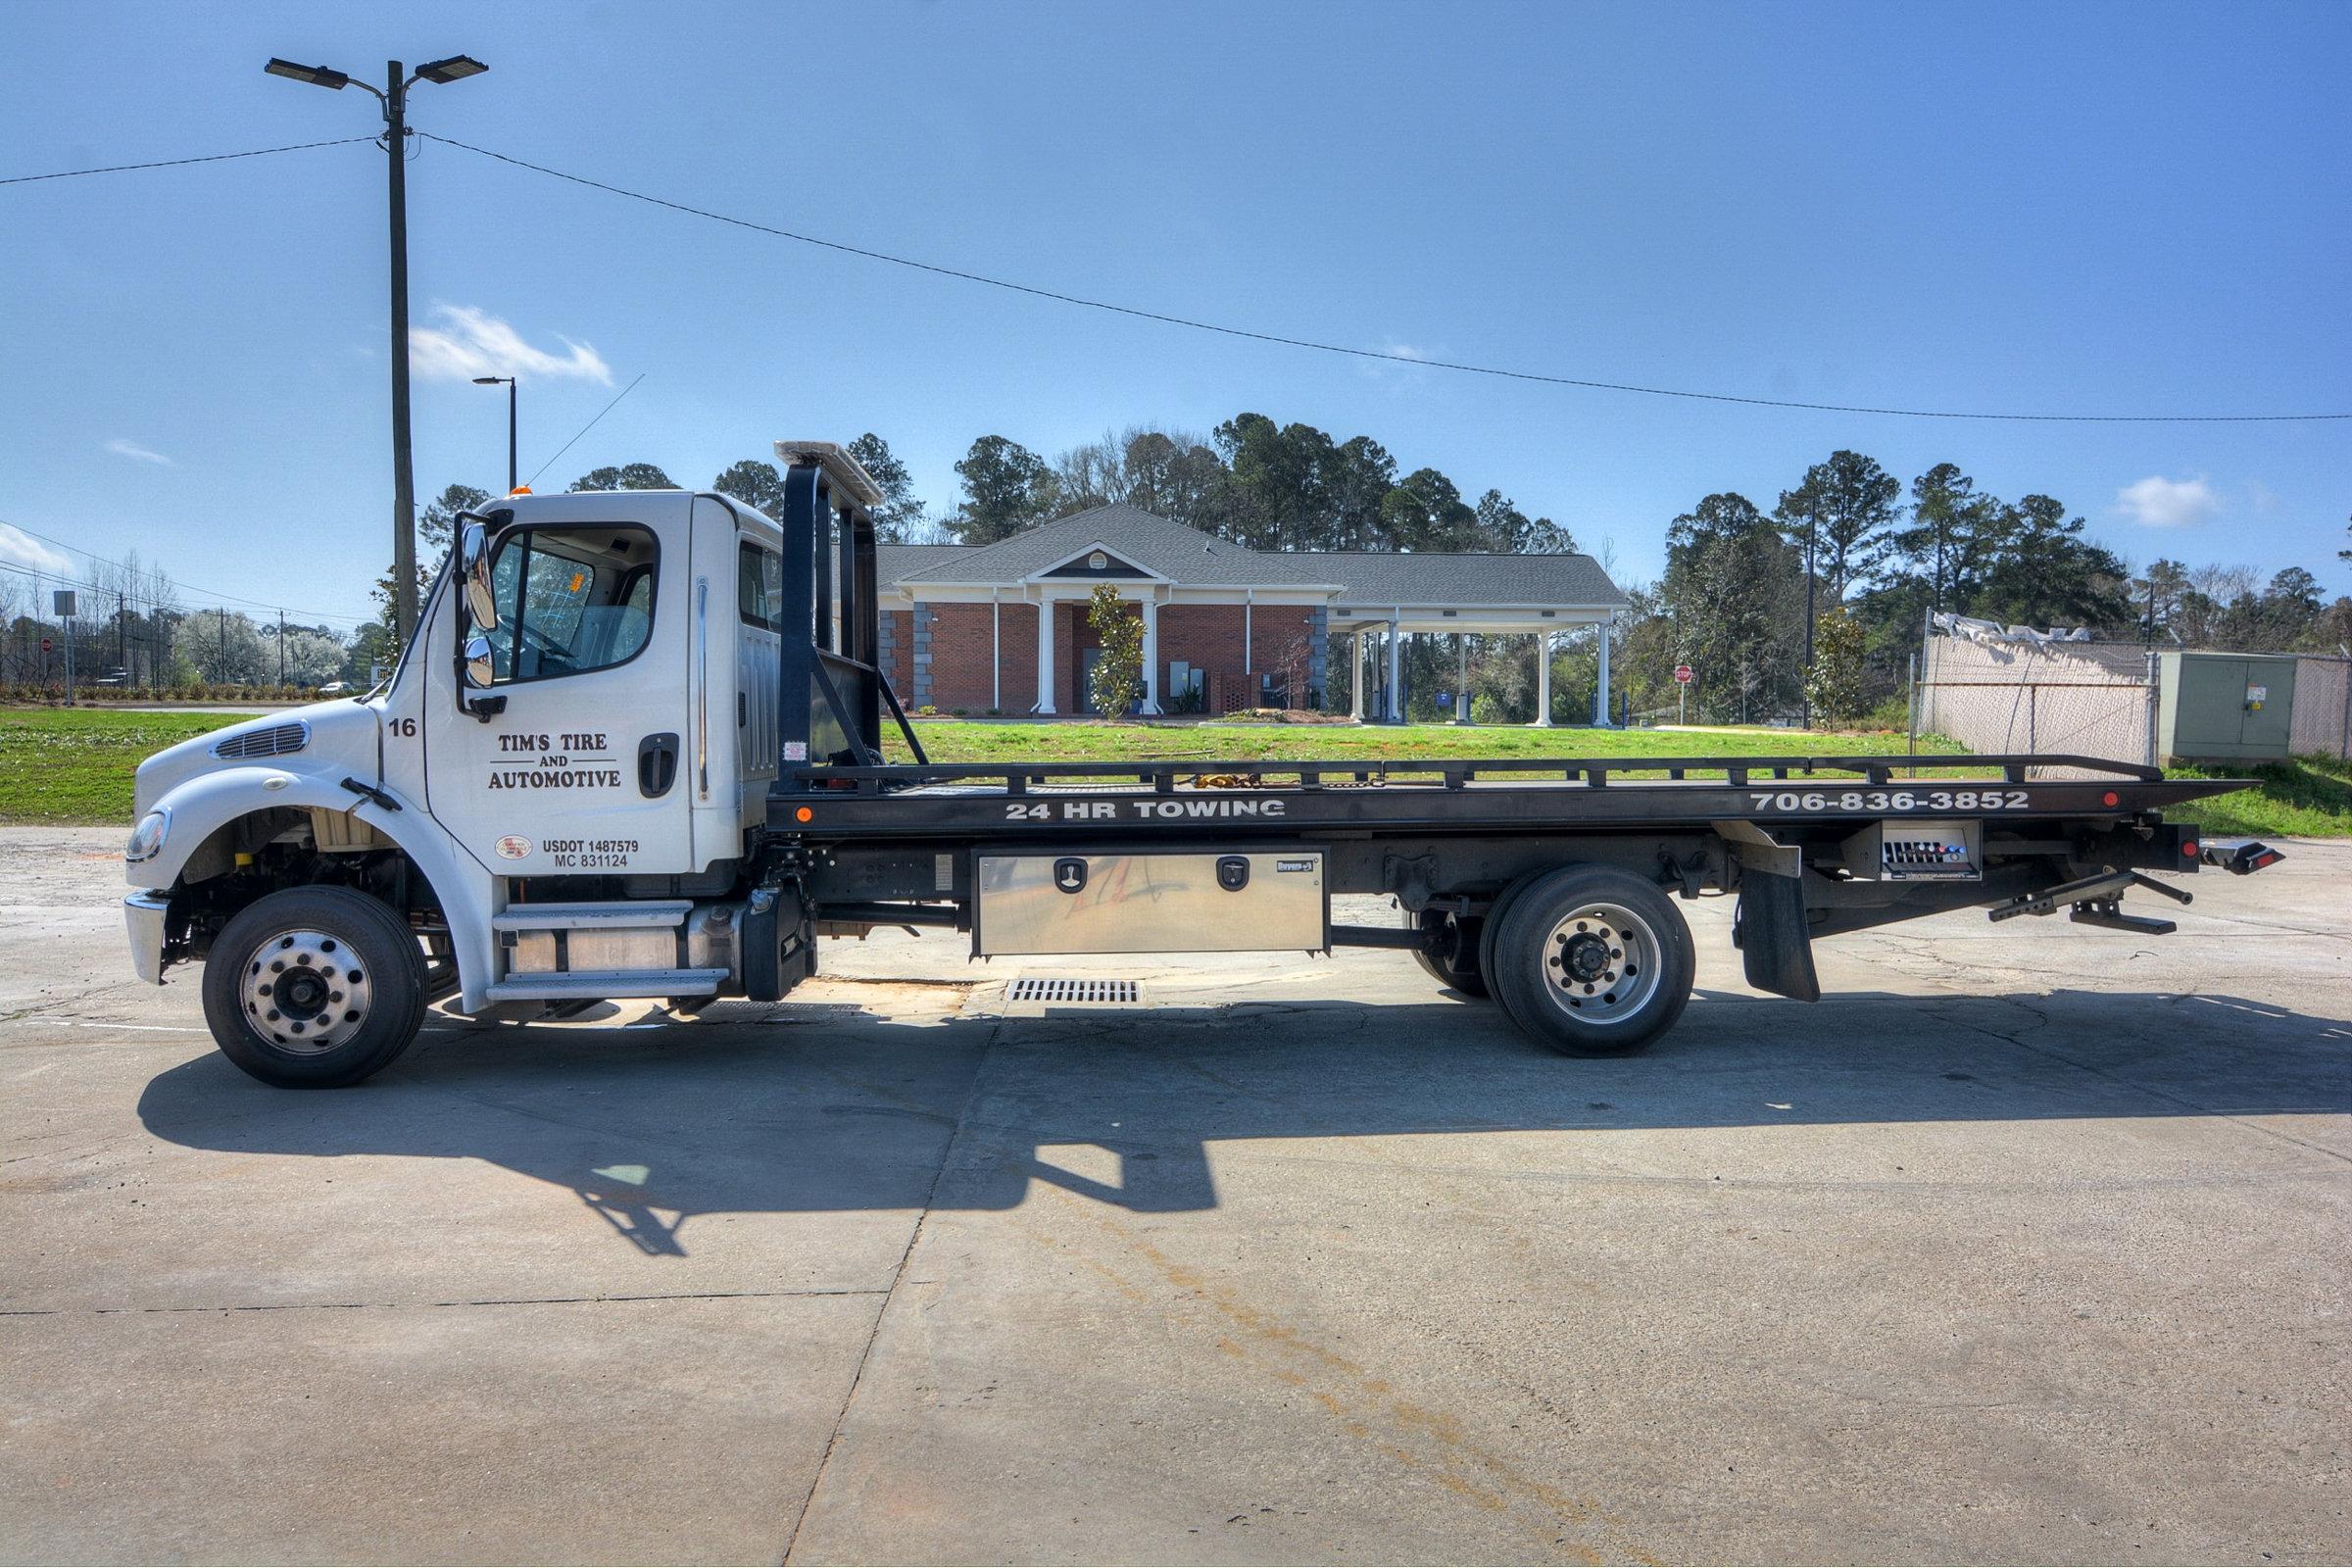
[508,485,533,496]
[568,571,586,593]
[795,807,813,822]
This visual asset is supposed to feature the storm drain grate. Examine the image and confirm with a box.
[1007,977,1140,1004]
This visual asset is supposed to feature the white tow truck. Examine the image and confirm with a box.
[123,441,2271,1087]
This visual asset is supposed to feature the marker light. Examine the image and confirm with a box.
[795,807,813,822]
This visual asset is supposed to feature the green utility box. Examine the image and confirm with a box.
[2157,651,2298,762]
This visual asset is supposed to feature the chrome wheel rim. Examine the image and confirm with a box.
[240,926,372,1054]
[1539,902,1662,1024]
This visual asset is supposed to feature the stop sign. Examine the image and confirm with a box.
[1673,664,1693,684]
[40,637,53,655]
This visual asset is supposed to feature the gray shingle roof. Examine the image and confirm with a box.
[876,504,1626,609]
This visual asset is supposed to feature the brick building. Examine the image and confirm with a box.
[877,505,1629,722]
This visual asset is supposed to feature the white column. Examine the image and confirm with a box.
[991,592,1002,712]
[1034,595,1056,714]
[1349,630,1365,719]
[1533,629,1552,726]
[1455,633,1468,724]
[1593,621,1611,727]
[1138,594,1162,714]
[1385,617,1402,723]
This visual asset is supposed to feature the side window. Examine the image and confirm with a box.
[738,539,782,631]
[480,524,659,684]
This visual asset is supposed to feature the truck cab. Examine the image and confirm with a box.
[123,443,881,1086]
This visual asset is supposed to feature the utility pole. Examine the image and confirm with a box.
[266,51,486,651]
[117,590,127,676]
[277,609,287,686]
[1800,505,1818,730]
[220,609,228,684]
[385,59,417,648]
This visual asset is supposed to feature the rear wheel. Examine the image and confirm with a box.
[1409,910,1489,998]
[1488,866,1694,1056]
[200,886,428,1088]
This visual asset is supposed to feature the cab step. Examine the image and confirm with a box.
[490,901,692,931]
[483,967,729,1003]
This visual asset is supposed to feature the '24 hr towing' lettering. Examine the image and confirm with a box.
[1004,798,1289,821]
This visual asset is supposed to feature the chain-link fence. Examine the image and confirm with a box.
[1919,636,2157,766]
[1918,636,2352,766]
[2291,656,2352,760]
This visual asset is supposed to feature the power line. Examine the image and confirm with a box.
[418,131,2349,426]
[525,371,646,486]
[0,135,378,187]
[0,520,375,625]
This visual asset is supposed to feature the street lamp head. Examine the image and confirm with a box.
[413,55,488,84]
[471,376,513,386]
[263,58,351,90]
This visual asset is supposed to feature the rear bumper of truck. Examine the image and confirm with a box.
[124,890,171,985]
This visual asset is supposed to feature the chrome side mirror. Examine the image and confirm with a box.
[464,634,496,690]
[459,522,497,630]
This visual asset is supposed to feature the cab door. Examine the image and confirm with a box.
[423,495,696,878]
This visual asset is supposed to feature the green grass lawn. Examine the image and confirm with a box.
[2161,757,2352,839]
[0,709,258,825]
[7,706,2344,839]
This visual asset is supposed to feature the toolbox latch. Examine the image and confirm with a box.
[1215,856,1250,892]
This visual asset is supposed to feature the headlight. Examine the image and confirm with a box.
[125,808,170,863]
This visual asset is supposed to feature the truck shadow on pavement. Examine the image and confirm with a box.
[135,986,2349,1252]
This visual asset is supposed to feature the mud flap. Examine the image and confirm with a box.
[1734,866,1822,1003]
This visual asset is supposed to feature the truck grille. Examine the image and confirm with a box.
[213,721,309,760]
[1006,977,1139,1004]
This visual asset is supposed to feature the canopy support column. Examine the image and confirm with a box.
[1034,596,1056,714]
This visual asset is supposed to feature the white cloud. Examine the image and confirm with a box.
[0,522,75,576]
[2113,474,2222,528]
[105,437,172,466]
[409,304,613,385]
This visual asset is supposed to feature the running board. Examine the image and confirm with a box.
[491,901,692,932]
[484,967,728,1003]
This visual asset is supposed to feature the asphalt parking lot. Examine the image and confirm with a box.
[3,825,2346,1565]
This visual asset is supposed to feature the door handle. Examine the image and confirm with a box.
[638,732,680,799]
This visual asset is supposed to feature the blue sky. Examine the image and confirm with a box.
[2,0,2345,631]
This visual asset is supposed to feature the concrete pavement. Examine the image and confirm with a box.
[2,826,2345,1563]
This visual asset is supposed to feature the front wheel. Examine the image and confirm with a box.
[200,886,428,1088]
[1487,866,1694,1056]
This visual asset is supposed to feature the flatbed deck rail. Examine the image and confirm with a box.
[770,752,2231,837]
[788,751,2161,793]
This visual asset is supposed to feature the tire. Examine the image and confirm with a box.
[1478,874,1542,989]
[1487,865,1694,1056]
[1409,910,1490,999]
[201,886,429,1088]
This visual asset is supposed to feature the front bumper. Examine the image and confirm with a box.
[124,890,172,984]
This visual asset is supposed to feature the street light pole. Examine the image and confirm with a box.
[473,375,517,492]
[265,51,487,653]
